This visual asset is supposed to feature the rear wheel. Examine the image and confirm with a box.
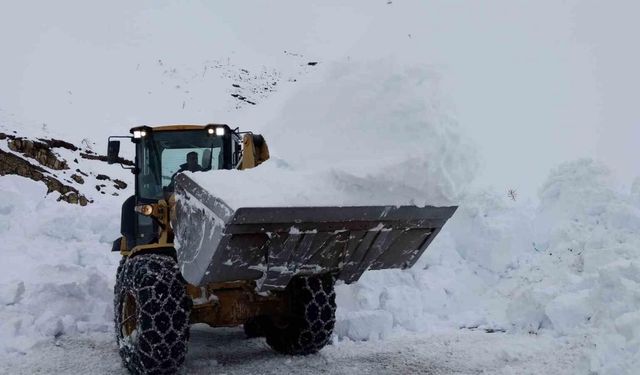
[264,274,336,355]
[114,254,191,374]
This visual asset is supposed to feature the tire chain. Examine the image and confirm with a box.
[114,254,191,375]
[114,257,126,340]
[265,273,336,355]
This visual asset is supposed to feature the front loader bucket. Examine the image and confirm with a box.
[173,174,457,291]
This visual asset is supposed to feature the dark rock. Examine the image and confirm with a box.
[57,192,89,206]
[80,152,134,166]
[38,138,78,151]
[113,179,128,190]
[71,174,85,184]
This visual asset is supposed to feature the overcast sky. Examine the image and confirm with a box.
[0,1,637,200]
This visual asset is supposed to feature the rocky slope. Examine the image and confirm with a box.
[0,130,130,205]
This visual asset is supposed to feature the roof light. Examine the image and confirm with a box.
[207,128,215,135]
[215,127,225,136]
[133,130,147,139]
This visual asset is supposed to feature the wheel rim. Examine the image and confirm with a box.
[121,292,138,338]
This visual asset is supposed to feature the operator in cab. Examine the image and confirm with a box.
[166,151,203,194]
[178,151,203,173]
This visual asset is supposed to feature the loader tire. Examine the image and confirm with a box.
[243,319,259,338]
[114,257,127,339]
[265,274,336,355]
[114,254,191,375]
[243,316,268,338]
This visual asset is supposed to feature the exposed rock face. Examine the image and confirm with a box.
[8,138,69,170]
[0,131,132,206]
[0,148,47,178]
[0,149,89,206]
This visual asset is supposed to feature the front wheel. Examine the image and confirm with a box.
[264,274,336,355]
[114,254,191,374]
[243,316,268,338]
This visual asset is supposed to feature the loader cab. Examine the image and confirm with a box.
[108,124,242,251]
[130,124,239,201]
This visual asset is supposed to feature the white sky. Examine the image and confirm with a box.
[0,1,637,200]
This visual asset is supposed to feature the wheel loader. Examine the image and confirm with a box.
[107,124,456,374]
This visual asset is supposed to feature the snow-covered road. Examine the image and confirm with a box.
[2,327,588,375]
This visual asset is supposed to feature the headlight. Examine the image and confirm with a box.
[215,127,225,136]
[134,204,154,216]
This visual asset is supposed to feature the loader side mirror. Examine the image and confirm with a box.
[107,140,121,164]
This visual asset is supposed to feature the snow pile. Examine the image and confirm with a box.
[509,159,640,373]
[191,60,477,209]
[334,195,514,338]
[335,159,640,374]
[0,175,121,353]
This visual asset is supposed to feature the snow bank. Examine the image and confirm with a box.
[336,159,640,374]
[521,160,640,374]
[189,60,477,209]
[0,175,121,353]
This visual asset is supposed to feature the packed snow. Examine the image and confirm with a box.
[189,60,475,210]
[1,326,592,374]
[336,159,640,374]
[0,175,122,354]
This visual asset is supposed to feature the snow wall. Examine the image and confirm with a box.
[0,175,121,353]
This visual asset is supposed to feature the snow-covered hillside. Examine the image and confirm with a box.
[2,1,639,374]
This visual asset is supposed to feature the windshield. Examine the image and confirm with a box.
[136,130,224,199]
